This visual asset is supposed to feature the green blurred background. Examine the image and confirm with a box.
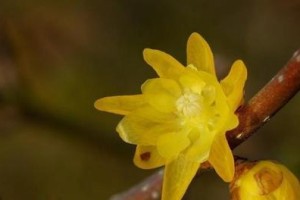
[0,0,299,199]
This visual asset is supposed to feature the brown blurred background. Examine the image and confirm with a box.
[0,0,299,199]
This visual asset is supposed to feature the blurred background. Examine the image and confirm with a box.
[0,0,299,199]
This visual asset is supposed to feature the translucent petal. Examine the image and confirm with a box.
[133,145,165,169]
[208,133,234,182]
[226,113,239,131]
[116,106,179,145]
[178,68,206,94]
[221,60,247,111]
[143,48,185,78]
[183,67,226,109]
[187,32,215,74]
[184,126,214,163]
[162,155,200,200]
[157,132,190,160]
[268,161,300,200]
[202,85,216,105]
[94,95,145,115]
[142,78,181,113]
[276,163,300,199]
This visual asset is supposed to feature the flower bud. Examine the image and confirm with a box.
[230,160,300,200]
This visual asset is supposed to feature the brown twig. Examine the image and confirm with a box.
[110,170,164,200]
[227,49,300,148]
[110,49,300,200]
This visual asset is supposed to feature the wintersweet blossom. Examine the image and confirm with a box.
[95,33,247,200]
[230,161,300,200]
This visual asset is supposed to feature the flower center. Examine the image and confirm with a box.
[176,91,201,117]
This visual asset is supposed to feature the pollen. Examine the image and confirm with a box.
[176,91,202,117]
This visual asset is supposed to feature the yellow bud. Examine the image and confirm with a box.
[230,160,300,200]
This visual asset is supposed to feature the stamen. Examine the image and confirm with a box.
[176,91,201,117]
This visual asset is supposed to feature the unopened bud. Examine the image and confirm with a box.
[230,160,300,200]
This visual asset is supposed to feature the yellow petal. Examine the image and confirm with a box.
[220,60,247,111]
[133,145,166,169]
[178,67,206,94]
[184,126,214,163]
[226,113,239,131]
[142,78,181,113]
[187,32,215,74]
[157,132,190,160]
[94,95,145,115]
[116,106,179,145]
[276,163,300,199]
[208,133,234,182]
[162,154,200,200]
[143,48,185,78]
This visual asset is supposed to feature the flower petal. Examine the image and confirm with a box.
[226,113,239,131]
[143,48,185,78]
[277,164,300,199]
[157,132,190,160]
[134,145,166,169]
[116,106,178,145]
[142,78,181,113]
[162,154,200,200]
[184,126,214,163]
[94,95,145,115]
[208,133,234,182]
[187,32,215,74]
[178,68,206,94]
[221,60,247,111]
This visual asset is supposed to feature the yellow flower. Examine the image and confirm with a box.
[95,32,247,200]
[230,161,300,200]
